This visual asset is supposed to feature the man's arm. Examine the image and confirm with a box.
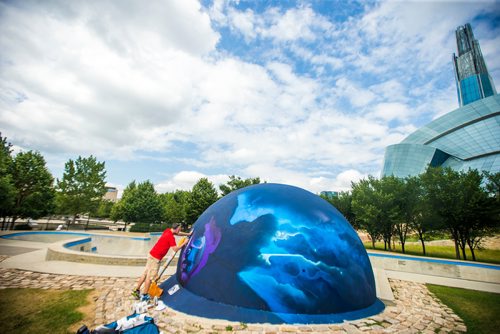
[172,237,188,252]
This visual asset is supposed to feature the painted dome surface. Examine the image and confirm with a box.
[161,183,383,324]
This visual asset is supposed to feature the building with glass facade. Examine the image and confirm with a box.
[453,23,496,106]
[381,24,499,178]
[381,95,499,177]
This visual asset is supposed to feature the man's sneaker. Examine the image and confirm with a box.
[131,290,140,300]
[140,294,151,302]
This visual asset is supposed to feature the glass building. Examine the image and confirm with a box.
[381,95,499,177]
[453,23,496,107]
[381,24,498,178]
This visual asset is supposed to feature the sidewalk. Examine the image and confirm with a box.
[0,234,175,278]
[0,237,474,333]
[0,263,467,333]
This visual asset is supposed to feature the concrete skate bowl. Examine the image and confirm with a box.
[1,231,178,266]
[160,183,385,324]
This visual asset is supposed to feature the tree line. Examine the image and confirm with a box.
[109,175,260,232]
[0,132,260,231]
[322,168,499,261]
[2,133,498,262]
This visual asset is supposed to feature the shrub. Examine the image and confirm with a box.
[14,224,32,230]
[129,222,170,233]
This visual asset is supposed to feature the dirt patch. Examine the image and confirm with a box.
[68,289,98,333]
[479,235,500,250]
[406,235,500,250]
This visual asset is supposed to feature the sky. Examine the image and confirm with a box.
[1,0,499,196]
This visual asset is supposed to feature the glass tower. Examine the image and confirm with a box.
[453,23,497,107]
[381,23,499,179]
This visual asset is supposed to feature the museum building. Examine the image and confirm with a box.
[381,24,499,178]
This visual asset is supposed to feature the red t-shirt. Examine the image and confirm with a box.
[149,229,177,260]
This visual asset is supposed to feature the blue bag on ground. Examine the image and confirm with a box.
[92,313,160,334]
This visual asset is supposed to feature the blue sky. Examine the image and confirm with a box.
[1,0,499,196]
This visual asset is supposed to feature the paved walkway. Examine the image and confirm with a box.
[0,255,466,334]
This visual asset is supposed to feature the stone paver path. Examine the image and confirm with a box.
[0,259,466,333]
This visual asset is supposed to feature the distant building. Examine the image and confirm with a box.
[381,24,499,178]
[453,23,496,107]
[320,191,339,199]
[103,186,118,202]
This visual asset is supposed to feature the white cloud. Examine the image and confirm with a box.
[222,5,333,43]
[0,0,218,159]
[155,171,228,193]
[335,170,367,190]
[262,6,332,42]
[228,8,257,41]
[1,0,497,197]
[335,77,377,108]
[368,102,412,122]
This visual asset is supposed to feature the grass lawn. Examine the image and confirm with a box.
[0,288,94,334]
[427,284,500,334]
[364,242,500,264]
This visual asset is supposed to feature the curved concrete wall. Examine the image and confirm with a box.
[46,235,179,267]
[368,251,500,284]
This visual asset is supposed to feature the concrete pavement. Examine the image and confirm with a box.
[1,232,499,297]
[2,232,499,333]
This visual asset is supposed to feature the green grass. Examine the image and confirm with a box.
[364,242,500,264]
[0,288,92,334]
[427,284,500,334]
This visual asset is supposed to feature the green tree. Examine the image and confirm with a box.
[351,177,381,248]
[404,175,438,256]
[110,198,124,222]
[96,200,115,219]
[321,191,358,229]
[219,175,261,197]
[376,176,401,250]
[484,171,500,202]
[420,167,462,258]
[0,134,16,229]
[187,178,218,224]
[461,171,498,260]
[386,176,410,253]
[8,151,55,229]
[119,181,164,230]
[421,167,496,261]
[160,190,189,228]
[352,176,399,250]
[56,156,107,230]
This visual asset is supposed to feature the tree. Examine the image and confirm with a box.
[96,200,115,219]
[56,155,107,230]
[351,177,382,248]
[460,170,498,260]
[352,176,399,250]
[321,191,358,229]
[160,190,189,228]
[376,176,401,251]
[404,175,438,256]
[484,171,500,202]
[421,167,496,261]
[119,181,164,230]
[421,167,463,259]
[0,134,16,229]
[389,176,412,253]
[8,151,55,229]
[187,178,218,224]
[110,198,124,222]
[219,175,261,197]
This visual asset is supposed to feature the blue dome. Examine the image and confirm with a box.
[162,183,383,324]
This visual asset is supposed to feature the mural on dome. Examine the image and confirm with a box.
[179,216,221,283]
[174,183,381,320]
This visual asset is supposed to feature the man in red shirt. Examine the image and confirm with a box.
[132,224,189,301]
